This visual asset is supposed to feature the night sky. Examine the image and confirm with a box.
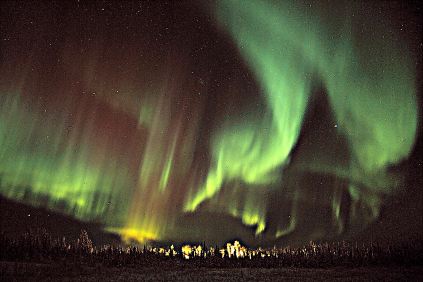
[0,0,421,247]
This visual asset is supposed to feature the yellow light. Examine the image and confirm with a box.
[105,227,158,243]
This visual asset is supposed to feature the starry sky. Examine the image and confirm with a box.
[0,0,421,246]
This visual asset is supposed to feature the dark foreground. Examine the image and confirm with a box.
[1,262,422,281]
[1,228,422,281]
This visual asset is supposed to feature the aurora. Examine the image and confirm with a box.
[0,0,419,246]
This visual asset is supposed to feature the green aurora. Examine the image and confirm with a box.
[185,0,417,237]
[0,1,418,245]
